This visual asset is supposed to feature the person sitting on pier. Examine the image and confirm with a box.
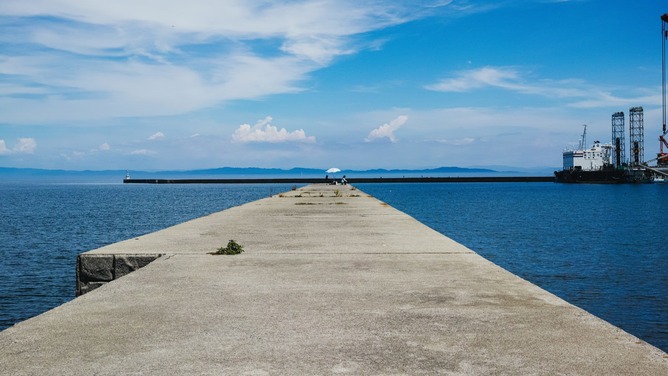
[341,175,347,185]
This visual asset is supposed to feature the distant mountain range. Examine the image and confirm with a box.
[177,166,498,175]
[0,165,553,182]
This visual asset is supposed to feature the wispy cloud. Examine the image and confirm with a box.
[365,115,408,143]
[130,149,154,156]
[435,137,475,146]
[148,132,165,141]
[425,66,661,108]
[0,1,450,124]
[232,116,316,143]
[568,89,660,109]
[425,66,585,97]
[426,66,516,92]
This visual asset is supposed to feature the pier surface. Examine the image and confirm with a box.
[1,185,666,375]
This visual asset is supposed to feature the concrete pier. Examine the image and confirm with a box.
[1,184,666,375]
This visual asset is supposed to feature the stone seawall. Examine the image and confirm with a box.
[76,254,161,295]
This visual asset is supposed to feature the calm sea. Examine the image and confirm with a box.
[0,181,666,353]
[357,182,668,353]
[0,182,294,331]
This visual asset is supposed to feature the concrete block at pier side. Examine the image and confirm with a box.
[78,254,114,282]
[78,281,106,295]
[114,254,161,278]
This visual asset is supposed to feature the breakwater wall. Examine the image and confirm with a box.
[124,176,553,184]
[1,184,665,375]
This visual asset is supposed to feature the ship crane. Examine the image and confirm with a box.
[659,14,668,167]
[639,161,668,177]
[658,135,668,166]
[578,124,587,150]
[640,155,668,177]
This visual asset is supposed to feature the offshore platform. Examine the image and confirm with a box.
[555,14,668,183]
[615,14,668,181]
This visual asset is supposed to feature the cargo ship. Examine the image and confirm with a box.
[554,125,648,184]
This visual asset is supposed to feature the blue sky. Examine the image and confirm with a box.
[0,0,666,171]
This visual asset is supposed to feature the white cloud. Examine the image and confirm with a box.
[232,116,316,143]
[130,149,154,155]
[365,115,408,143]
[148,132,165,140]
[0,1,409,47]
[281,35,353,66]
[3,138,38,154]
[0,1,445,124]
[99,142,111,151]
[17,138,37,153]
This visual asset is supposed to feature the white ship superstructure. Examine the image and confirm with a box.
[562,141,613,171]
[561,125,613,171]
[555,124,629,183]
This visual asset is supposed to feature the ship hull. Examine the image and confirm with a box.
[554,169,628,184]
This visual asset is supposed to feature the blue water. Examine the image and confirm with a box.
[0,182,666,353]
[0,182,295,329]
[357,182,668,352]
